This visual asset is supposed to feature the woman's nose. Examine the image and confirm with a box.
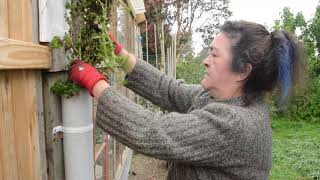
[203,57,209,67]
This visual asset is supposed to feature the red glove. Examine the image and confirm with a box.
[69,59,108,96]
[108,32,123,55]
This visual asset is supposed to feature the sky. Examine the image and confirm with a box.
[193,0,319,54]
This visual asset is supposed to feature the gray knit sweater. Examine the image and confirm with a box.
[96,60,272,180]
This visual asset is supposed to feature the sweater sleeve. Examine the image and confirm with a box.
[124,60,203,113]
[96,88,246,167]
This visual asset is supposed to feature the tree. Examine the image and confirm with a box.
[305,5,320,57]
[141,0,231,62]
[165,0,231,61]
[273,7,306,33]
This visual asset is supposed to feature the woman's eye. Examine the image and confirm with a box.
[211,53,217,57]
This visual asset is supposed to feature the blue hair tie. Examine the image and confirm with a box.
[275,39,294,106]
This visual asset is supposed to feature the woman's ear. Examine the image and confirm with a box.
[238,63,252,81]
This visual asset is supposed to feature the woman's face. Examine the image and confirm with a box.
[201,32,242,98]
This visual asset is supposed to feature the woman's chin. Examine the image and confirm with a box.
[201,79,207,89]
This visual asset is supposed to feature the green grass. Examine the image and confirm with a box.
[270,118,320,180]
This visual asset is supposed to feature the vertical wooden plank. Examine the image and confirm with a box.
[110,0,117,35]
[32,0,48,178]
[48,48,69,72]
[11,70,40,180]
[0,0,8,38]
[32,0,39,42]
[35,71,49,180]
[8,0,33,41]
[103,137,109,180]
[0,71,41,180]
[0,72,19,180]
[0,1,15,180]
[127,15,136,101]
[43,72,66,180]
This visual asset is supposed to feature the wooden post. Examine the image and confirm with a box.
[168,47,170,76]
[159,22,166,72]
[145,21,149,63]
[43,72,67,180]
[154,24,158,69]
[173,34,177,78]
[103,136,109,180]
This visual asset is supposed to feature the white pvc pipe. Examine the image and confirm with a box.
[60,89,94,180]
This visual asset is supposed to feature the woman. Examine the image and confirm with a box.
[70,20,305,179]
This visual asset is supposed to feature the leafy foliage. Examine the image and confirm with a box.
[50,80,81,98]
[305,6,320,56]
[51,36,63,49]
[273,7,306,33]
[63,0,128,69]
[176,59,205,84]
[50,0,128,97]
[286,77,320,123]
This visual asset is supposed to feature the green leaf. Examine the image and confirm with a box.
[51,36,63,49]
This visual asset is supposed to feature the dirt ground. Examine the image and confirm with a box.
[128,153,167,180]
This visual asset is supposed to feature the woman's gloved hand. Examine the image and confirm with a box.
[108,31,137,73]
[69,59,108,96]
[108,32,123,55]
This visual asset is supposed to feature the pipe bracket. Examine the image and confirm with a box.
[53,124,94,134]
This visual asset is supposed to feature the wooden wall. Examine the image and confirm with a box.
[0,0,50,180]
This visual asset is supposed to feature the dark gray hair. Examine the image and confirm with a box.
[220,20,306,106]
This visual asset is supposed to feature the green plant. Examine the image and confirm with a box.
[51,36,63,49]
[286,76,320,123]
[50,80,81,98]
[50,0,129,98]
[176,59,205,84]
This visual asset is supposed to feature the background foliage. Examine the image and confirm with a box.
[141,0,231,62]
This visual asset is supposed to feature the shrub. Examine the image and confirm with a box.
[176,60,205,84]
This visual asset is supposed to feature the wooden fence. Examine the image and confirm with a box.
[0,0,144,180]
[0,1,50,180]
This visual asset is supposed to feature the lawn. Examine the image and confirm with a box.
[270,118,320,180]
